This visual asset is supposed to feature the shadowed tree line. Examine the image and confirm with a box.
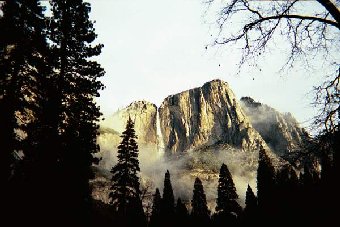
[104,119,339,227]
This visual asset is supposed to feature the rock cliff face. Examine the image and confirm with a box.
[102,100,158,145]
[97,101,158,169]
[240,97,307,156]
[158,80,266,154]
[97,81,302,161]
[96,127,121,169]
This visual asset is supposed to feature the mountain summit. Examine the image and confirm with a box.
[159,79,266,153]
[98,79,306,164]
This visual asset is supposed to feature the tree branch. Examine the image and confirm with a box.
[248,14,339,30]
[317,0,340,25]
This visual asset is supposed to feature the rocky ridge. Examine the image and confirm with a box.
[240,97,307,157]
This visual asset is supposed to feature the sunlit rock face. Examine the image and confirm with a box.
[240,97,307,157]
[158,79,266,154]
[101,100,158,146]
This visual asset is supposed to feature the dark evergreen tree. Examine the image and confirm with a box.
[149,188,162,227]
[161,169,175,225]
[0,0,21,200]
[321,151,333,183]
[239,184,258,226]
[257,147,276,219]
[109,117,145,226]
[298,132,339,226]
[191,177,210,225]
[244,184,257,215]
[49,0,105,225]
[276,165,300,225]
[288,167,300,223]
[333,130,340,181]
[299,164,318,225]
[175,198,189,226]
[213,163,241,227]
[215,163,242,215]
[0,0,46,183]
[319,150,335,226]
[0,1,51,225]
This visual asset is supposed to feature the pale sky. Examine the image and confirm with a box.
[87,0,330,130]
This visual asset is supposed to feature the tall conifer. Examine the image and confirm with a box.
[257,147,276,220]
[191,177,210,225]
[175,198,189,226]
[110,117,145,226]
[49,0,105,224]
[150,188,162,227]
[0,1,50,224]
[216,163,241,215]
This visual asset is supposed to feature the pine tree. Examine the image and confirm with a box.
[215,163,242,215]
[0,0,46,186]
[49,0,105,224]
[299,164,316,225]
[150,188,162,227]
[275,165,301,225]
[175,198,189,226]
[161,170,175,218]
[110,117,145,226]
[1,0,104,225]
[176,198,188,217]
[0,1,50,224]
[257,148,276,201]
[240,184,258,225]
[244,184,257,215]
[213,163,241,227]
[257,147,276,219]
[276,166,293,224]
[0,0,21,198]
[191,177,210,225]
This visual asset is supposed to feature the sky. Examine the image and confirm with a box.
[87,0,328,129]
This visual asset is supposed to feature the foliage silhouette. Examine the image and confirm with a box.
[109,117,146,227]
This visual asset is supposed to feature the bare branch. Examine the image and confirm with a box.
[317,0,340,25]
[208,0,340,132]
[248,14,339,30]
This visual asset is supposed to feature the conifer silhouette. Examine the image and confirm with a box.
[110,117,145,227]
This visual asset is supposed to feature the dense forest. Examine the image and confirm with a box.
[0,1,339,227]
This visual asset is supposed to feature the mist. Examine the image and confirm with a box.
[95,138,259,210]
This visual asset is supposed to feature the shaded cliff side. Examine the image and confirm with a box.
[240,97,307,157]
